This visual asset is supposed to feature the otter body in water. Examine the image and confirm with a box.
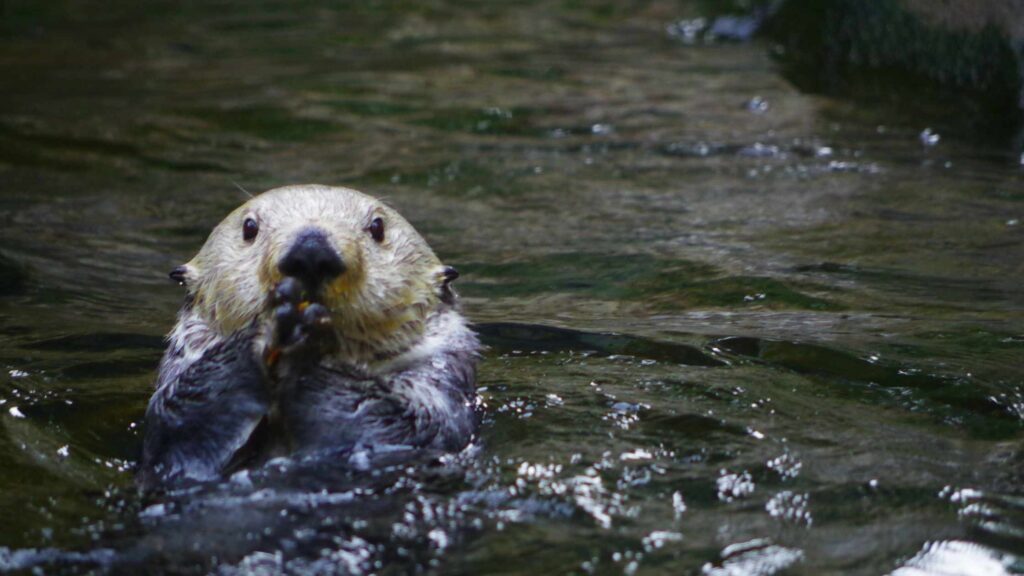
[138,185,479,490]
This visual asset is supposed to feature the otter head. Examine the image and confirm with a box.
[174,184,456,364]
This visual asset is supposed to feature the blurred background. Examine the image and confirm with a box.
[0,1,1023,574]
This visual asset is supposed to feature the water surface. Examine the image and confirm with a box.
[1,2,1023,574]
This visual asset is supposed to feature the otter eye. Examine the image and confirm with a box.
[242,217,259,242]
[368,217,384,243]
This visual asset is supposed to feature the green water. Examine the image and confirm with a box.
[0,1,1022,574]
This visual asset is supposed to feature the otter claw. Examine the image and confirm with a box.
[302,303,331,332]
[270,277,305,307]
[266,279,335,369]
[272,303,298,348]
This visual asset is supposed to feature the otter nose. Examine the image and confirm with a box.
[278,229,346,290]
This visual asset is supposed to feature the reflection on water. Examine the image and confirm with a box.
[0,1,1023,573]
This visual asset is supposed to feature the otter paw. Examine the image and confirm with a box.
[265,278,335,368]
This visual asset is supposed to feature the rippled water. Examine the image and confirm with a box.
[1,2,1023,574]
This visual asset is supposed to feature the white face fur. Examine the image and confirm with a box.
[178,185,450,364]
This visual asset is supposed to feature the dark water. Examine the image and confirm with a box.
[1,1,1023,574]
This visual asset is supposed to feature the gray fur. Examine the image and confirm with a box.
[139,306,479,490]
[138,185,481,490]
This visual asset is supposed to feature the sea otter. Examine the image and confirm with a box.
[138,185,479,490]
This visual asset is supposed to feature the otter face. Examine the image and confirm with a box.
[177,185,453,363]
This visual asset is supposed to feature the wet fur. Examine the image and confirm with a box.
[139,185,480,490]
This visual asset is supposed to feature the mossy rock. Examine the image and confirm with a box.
[763,0,1023,139]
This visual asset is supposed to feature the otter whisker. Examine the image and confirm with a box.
[231,180,254,199]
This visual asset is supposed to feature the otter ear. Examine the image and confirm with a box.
[438,265,459,304]
[168,263,198,288]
